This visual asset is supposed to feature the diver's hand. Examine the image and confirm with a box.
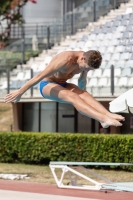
[4,90,22,103]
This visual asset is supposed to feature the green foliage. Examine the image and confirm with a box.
[0,50,41,69]
[0,1,10,15]
[0,132,133,170]
[0,0,36,48]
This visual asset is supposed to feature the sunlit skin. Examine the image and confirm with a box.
[4,51,125,128]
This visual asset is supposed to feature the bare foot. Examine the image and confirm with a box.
[106,113,125,121]
[100,116,123,128]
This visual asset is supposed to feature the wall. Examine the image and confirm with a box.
[13,101,95,133]
[75,0,88,7]
[23,0,62,23]
[12,101,133,134]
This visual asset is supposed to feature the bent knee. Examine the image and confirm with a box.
[65,92,80,104]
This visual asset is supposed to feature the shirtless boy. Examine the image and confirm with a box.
[4,50,125,128]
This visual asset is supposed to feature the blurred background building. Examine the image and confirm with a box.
[0,0,132,134]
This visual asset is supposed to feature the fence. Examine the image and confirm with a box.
[0,0,129,49]
[0,66,115,99]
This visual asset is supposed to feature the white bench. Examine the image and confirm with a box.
[49,162,133,192]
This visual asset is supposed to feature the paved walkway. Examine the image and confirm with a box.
[0,190,99,200]
[0,180,133,200]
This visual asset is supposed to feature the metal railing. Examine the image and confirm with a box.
[0,0,129,48]
[0,66,115,98]
[0,69,34,96]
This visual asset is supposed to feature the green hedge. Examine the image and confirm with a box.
[0,132,133,170]
[0,50,41,70]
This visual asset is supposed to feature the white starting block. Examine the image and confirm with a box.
[49,162,133,192]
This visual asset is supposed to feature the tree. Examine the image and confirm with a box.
[0,0,37,49]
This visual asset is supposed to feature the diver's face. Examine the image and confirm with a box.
[78,56,95,72]
[79,65,95,72]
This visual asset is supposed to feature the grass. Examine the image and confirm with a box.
[0,163,133,185]
[0,103,13,131]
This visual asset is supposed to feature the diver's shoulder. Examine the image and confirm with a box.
[55,51,73,60]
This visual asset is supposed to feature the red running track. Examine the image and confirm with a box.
[0,180,133,200]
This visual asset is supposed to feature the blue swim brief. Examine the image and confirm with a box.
[40,80,67,98]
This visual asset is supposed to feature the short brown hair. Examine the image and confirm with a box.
[83,50,102,69]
